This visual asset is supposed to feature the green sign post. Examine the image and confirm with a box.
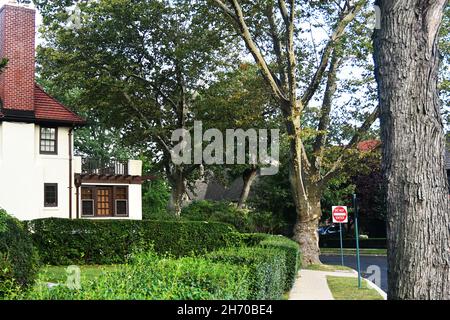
[353,193,362,289]
[339,223,344,266]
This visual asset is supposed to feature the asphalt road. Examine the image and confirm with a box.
[320,254,388,292]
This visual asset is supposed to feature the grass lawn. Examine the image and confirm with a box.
[326,276,384,300]
[306,264,354,272]
[39,265,119,284]
[320,248,387,256]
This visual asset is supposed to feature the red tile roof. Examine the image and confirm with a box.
[34,84,85,125]
[357,139,381,152]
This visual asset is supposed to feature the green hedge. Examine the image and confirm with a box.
[0,209,39,296]
[239,233,270,246]
[206,247,286,299]
[319,237,387,249]
[26,218,243,265]
[259,235,301,291]
[24,251,251,300]
[229,233,301,293]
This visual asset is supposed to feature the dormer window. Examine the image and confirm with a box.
[40,127,58,154]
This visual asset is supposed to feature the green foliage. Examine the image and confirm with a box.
[259,236,301,291]
[230,232,301,291]
[206,247,286,300]
[0,57,7,74]
[24,251,250,300]
[239,233,271,246]
[142,179,171,219]
[181,200,287,234]
[36,0,239,198]
[26,218,242,265]
[181,200,251,232]
[0,209,39,296]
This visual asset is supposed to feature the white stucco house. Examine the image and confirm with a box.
[0,2,143,220]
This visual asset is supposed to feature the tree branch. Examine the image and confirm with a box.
[313,52,341,155]
[128,73,179,113]
[214,0,288,102]
[301,0,366,107]
[265,4,287,88]
[319,105,380,186]
[122,91,172,155]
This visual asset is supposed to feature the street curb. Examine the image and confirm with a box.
[348,270,387,300]
[365,278,387,300]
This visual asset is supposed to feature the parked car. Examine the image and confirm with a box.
[318,224,346,238]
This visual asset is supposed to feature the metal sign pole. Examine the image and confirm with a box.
[339,223,344,266]
[353,193,362,289]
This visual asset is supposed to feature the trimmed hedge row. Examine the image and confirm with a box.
[259,235,301,291]
[26,218,243,265]
[24,238,301,300]
[0,210,39,296]
[207,246,287,299]
[25,251,251,300]
[238,233,301,291]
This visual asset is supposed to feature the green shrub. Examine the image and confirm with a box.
[142,179,172,220]
[259,235,300,291]
[26,218,243,265]
[239,233,270,246]
[206,247,286,300]
[182,200,253,232]
[0,209,39,296]
[24,251,250,300]
[248,211,288,234]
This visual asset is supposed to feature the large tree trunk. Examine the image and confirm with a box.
[284,111,322,265]
[292,188,322,266]
[238,166,258,209]
[168,168,188,217]
[374,0,450,299]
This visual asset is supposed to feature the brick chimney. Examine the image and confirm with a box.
[0,2,35,112]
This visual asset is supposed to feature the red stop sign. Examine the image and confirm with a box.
[332,206,348,223]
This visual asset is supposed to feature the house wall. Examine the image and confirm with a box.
[0,121,75,220]
[0,121,143,221]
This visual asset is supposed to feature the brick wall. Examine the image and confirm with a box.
[0,4,35,111]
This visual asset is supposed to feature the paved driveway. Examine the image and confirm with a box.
[320,254,388,292]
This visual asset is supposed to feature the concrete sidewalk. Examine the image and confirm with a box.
[288,269,387,300]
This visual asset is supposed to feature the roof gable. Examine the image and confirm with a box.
[33,84,85,125]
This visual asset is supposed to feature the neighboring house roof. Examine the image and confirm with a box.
[188,178,244,202]
[33,84,85,125]
[357,139,381,152]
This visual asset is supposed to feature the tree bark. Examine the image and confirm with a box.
[291,185,322,266]
[238,166,258,209]
[168,168,188,217]
[283,107,322,265]
[373,0,450,300]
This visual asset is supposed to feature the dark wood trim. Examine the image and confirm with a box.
[76,185,80,219]
[44,183,58,207]
[39,126,58,155]
[0,112,86,127]
[76,173,142,185]
[80,185,129,217]
[0,108,35,119]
